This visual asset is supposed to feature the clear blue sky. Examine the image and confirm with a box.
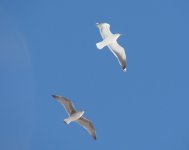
[0,0,189,150]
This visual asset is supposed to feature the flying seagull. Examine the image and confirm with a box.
[52,95,96,140]
[96,23,127,72]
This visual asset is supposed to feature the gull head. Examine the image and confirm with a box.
[79,110,85,117]
[116,33,122,37]
[114,33,122,40]
[79,110,86,116]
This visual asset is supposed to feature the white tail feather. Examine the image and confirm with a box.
[64,118,71,124]
[96,42,105,49]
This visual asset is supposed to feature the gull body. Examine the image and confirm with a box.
[96,23,127,72]
[52,95,96,140]
[64,111,85,124]
[96,34,121,49]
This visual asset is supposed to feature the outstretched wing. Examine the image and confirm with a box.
[97,23,113,39]
[52,95,76,115]
[76,117,96,140]
[108,41,126,72]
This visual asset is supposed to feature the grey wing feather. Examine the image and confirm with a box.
[76,117,96,140]
[52,95,76,115]
[108,41,126,71]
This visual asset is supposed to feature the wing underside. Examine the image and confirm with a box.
[52,95,76,115]
[108,42,126,71]
[76,117,96,140]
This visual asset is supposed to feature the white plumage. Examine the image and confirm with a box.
[52,95,96,140]
[96,23,127,72]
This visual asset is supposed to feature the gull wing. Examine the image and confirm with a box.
[108,41,126,72]
[52,95,76,115]
[76,117,96,140]
[97,23,113,39]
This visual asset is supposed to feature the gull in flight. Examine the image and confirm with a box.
[96,23,127,72]
[52,95,96,140]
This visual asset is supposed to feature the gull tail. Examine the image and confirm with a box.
[96,41,105,50]
[64,118,71,124]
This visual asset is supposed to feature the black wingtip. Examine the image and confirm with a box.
[52,95,58,99]
[122,65,126,72]
[93,134,97,140]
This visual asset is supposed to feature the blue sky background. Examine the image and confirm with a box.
[0,0,189,150]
